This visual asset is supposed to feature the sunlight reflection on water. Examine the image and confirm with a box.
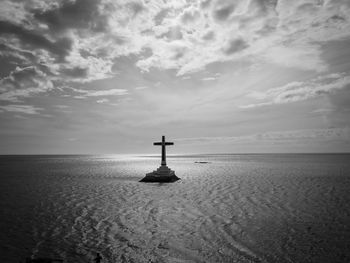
[1,154,350,262]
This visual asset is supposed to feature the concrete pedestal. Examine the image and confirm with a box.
[140,165,180,183]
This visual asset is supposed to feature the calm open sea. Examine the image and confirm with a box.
[0,154,350,263]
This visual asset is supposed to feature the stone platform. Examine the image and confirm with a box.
[140,165,180,183]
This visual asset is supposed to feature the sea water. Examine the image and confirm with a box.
[0,154,350,263]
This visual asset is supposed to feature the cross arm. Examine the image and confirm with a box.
[164,142,174,145]
[154,142,162,145]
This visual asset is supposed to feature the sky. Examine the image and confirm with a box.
[0,0,350,154]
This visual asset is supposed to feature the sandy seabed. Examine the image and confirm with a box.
[1,154,350,263]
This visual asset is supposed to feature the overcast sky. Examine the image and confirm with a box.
[0,0,350,154]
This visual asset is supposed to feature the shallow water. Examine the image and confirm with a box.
[1,154,350,263]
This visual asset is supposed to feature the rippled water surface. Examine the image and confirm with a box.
[1,154,350,263]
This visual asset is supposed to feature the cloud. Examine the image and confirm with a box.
[0,104,43,114]
[70,88,128,98]
[311,108,335,114]
[1,0,350,103]
[60,67,88,78]
[53,105,69,109]
[262,44,327,72]
[241,72,350,108]
[213,3,235,21]
[133,0,350,75]
[202,76,218,81]
[34,0,108,33]
[82,89,128,97]
[202,30,215,41]
[0,0,117,103]
[181,6,201,24]
[222,38,249,55]
[96,98,109,104]
[0,66,53,102]
[0,20,73,60]
[175,127,350,145]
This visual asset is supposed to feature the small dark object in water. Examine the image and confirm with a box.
[194,161,210,164]
[24,258,63,263]
[94,253,102,263]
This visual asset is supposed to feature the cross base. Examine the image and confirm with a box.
[140,165,180,183]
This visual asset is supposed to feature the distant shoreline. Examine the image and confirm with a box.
[1,152,350,157]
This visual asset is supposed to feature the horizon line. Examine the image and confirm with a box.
[1,152,350,156]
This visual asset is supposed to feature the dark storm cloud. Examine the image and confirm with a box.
[0,42,60,83]
[0,0,119,103]
[0,43,30,78]
[34,0,108,33]
[0,21,72,60]
[0,43,35,61]
[0,66,53,102]
[60,67,88,78]
[1,66,46,90]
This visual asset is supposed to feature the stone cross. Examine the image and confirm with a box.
[154,135,174,166]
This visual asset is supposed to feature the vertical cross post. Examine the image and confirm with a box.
[153,136,174,166]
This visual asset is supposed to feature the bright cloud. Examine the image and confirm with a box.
[82,89,128,97]
[0,104,43,114]
[70,88,128,98]
[241,72,350,108]
[1,0,350,94]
